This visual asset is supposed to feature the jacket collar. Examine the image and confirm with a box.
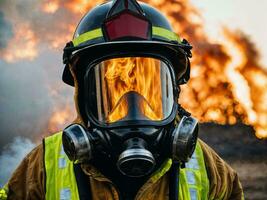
[81,158,172,185]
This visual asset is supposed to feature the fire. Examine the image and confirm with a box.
[224,32,257,124]
[65,0,104,14]
[144,0,267,139]
[1,0,266,139]
[42,1,59,13]
[47,105,74,134]
[104,57,163,122]
[221,29,267,138]
[1,23,38,62]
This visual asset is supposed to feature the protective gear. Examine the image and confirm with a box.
[62,0,192,128]
[85,57,175,125]
[48,132,209,200]
[0,186,8,200]
[44,133,80,200]
[4,138,244,200]
[62,0,192,86]
[62,0,197,178]
[63,115,198,177]
[63,115,198,176]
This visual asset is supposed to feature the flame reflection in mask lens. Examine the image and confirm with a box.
[92,57,174,124]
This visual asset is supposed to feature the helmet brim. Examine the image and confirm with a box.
[62,40,189,86]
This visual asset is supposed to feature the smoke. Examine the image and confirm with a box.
[0,137,36,187]
[0,11,13,48]
[0,0,81,52]
[0,47,74,184]
[0,49,75,151]
[0,0,77,149]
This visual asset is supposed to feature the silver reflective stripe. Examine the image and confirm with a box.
[59,145,67,168]
[60,145,66,155]
[186,149,199,199]
[60,188,71,200]
[186,171,196,185]
[179,142,208,200]
[189,188,198,200]
[191,150,197,158]
[185,157,199,169]
[58,157,67,168]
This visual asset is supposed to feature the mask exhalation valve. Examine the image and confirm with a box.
[117,137,156,177]
[62,124,93,163]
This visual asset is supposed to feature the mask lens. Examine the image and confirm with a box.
[87,57,174,124]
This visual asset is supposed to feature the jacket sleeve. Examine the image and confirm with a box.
[199,140,244,200]
[6,144,45,200]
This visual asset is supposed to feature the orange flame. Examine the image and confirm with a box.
[103,57,163,122]
[47,105,74,134]
[223,30,267,138]
[42,1,59,13]
[65,0,103,14]
[1,23,38,62]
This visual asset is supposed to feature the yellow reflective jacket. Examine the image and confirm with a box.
[44,132,209,200]
[0,185,8,200]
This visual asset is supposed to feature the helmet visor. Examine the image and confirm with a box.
[86,57,174,125]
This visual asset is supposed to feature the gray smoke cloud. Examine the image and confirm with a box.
[0,11,13,48]
[0,137,36,187]
[0,0,76,150]
[0,49,75,150]
[0,0,81,45]
[0,48,75,186]
[0,0,77,187]
[0,0,78,151]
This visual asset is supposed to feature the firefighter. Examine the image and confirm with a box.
[0,0,244,199]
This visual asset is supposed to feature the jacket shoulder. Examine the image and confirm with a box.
[7,143,45,200]
[198,139,244,200]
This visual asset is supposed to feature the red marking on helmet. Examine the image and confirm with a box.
[124,0,128,9]
[104,12,150,41]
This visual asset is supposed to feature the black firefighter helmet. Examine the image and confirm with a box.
[62,0,192,129]
[61,0,198,179]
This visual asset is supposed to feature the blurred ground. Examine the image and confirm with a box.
[199,123,267,200]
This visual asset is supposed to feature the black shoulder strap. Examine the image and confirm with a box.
[73,164,92,200]
[169,161,180,200]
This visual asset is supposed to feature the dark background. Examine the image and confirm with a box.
[199,123,267,200]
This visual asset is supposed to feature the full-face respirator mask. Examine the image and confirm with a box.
[62,57,198,177]
[61,0,198,180]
